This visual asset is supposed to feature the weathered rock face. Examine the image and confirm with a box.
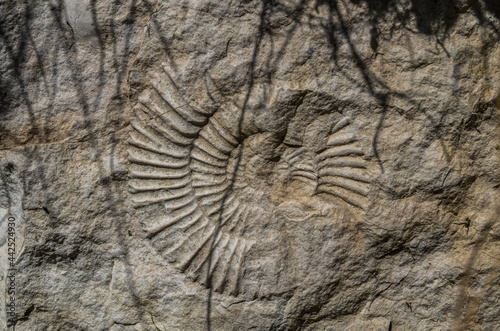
[0,0,499,330]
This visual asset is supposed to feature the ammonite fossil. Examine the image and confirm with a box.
[128,63,370,297]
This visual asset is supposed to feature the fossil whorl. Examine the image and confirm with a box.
[280,116,370,209]
[128,64,370,297]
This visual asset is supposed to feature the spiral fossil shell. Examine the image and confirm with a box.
[128,64,371,297]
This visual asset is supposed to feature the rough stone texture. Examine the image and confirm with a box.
[0,0,499,330]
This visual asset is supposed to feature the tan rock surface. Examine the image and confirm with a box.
[0,0,499,330]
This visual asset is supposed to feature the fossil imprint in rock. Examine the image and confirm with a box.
[128,64,371,296]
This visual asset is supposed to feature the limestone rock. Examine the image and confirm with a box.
[0,0,499,330]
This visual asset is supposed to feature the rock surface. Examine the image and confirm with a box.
[0,0,499,330]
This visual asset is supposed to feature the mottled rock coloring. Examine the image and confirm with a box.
[0,0,499,330]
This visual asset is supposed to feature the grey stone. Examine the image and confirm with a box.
[0,0,499,330]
